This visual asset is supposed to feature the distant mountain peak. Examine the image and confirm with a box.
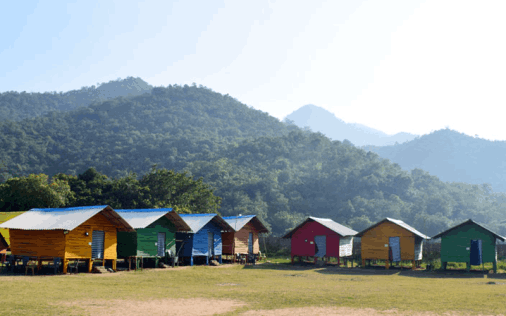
[285,104,417,146]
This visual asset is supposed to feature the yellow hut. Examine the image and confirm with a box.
[0,205,134,273]
[356,218,430,269]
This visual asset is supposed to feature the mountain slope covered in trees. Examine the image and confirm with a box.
[1,83,505,236]
[0,77,152,122]
[365,129,506,192]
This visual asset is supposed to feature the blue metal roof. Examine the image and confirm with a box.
[179,213,234,233]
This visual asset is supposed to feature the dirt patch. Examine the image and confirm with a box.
[240,307,504,316]
[56,298,246,315]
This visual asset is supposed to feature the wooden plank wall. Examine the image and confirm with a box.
[361,222,415,261]
[221,232,235,255]
[234,223,260,254]
[9,229,65,257]
[65,212,118,260]
[0,212,26,245]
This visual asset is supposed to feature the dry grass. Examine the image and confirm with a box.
[1,263,506,315]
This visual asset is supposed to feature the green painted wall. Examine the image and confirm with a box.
[117,216,176,258]
[441,222,497,264]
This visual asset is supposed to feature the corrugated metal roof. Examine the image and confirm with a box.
[179,213,234,233]
[355,218,430,239]
[432,219,506,241]
[116,209,192,232]
[282,216,357,239]
[222,215,270,233]
[116,209,172,229]
[310,217,358,236]
[0,205,134,232]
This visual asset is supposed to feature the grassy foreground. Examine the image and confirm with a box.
[1,262,506,315]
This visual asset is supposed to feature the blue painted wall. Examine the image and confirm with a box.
[176,221,222,257]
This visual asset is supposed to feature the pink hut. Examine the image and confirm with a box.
[282,216,357,265]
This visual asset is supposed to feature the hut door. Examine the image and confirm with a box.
[248,232,253,254]
[157,232,166,257]
[92,230,105,259]
[314,236,326,258]
[470,240,483,265]
[208,232,214,257]
[389,237,401,262]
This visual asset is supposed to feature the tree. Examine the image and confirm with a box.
[0,174,72,211]
[140,166,221,213]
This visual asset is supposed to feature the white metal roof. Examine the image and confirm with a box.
[0,205,134,232]
[115,210,169,229]
[178,213,234,233]
[222,215,269,233]
[355,217,430,239]
[282,216,357,238]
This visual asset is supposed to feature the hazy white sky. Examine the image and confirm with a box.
[2,0,506,140]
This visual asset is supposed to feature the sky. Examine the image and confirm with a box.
[2,0,506,140]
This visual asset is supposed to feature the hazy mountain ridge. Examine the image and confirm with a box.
[365,129,506,192]
[285,104,418,146]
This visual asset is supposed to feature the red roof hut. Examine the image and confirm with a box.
[282,216,357,265]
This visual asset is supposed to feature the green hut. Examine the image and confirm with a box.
[432,219,505,273]
[116,209,191,268]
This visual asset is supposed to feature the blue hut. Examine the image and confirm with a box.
[176,214,234,266]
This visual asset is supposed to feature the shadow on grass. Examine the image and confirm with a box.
[243,262,506,279]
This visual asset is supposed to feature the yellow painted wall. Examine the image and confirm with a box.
[65,212,118,260]
[361,222,416,261]
[10,229,66,257]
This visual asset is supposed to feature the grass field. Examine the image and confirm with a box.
[1,261,506,315]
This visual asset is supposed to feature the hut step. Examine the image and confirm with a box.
[92,266,110,273]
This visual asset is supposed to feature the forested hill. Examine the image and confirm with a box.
[0,77,152,122]
[1,84,505,236]
[365,129,506,192]
[0,84,295,179]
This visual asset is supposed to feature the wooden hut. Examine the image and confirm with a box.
[432,219,505,273]
[176,214,234,266]
[282,216,358,265]
[356,218,430,269]
[0,205,134,273]
[116,209,191,268]
[222,215,269,263]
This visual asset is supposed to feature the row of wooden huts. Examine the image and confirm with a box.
[0,206,269,273]
[283,217,505,273]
